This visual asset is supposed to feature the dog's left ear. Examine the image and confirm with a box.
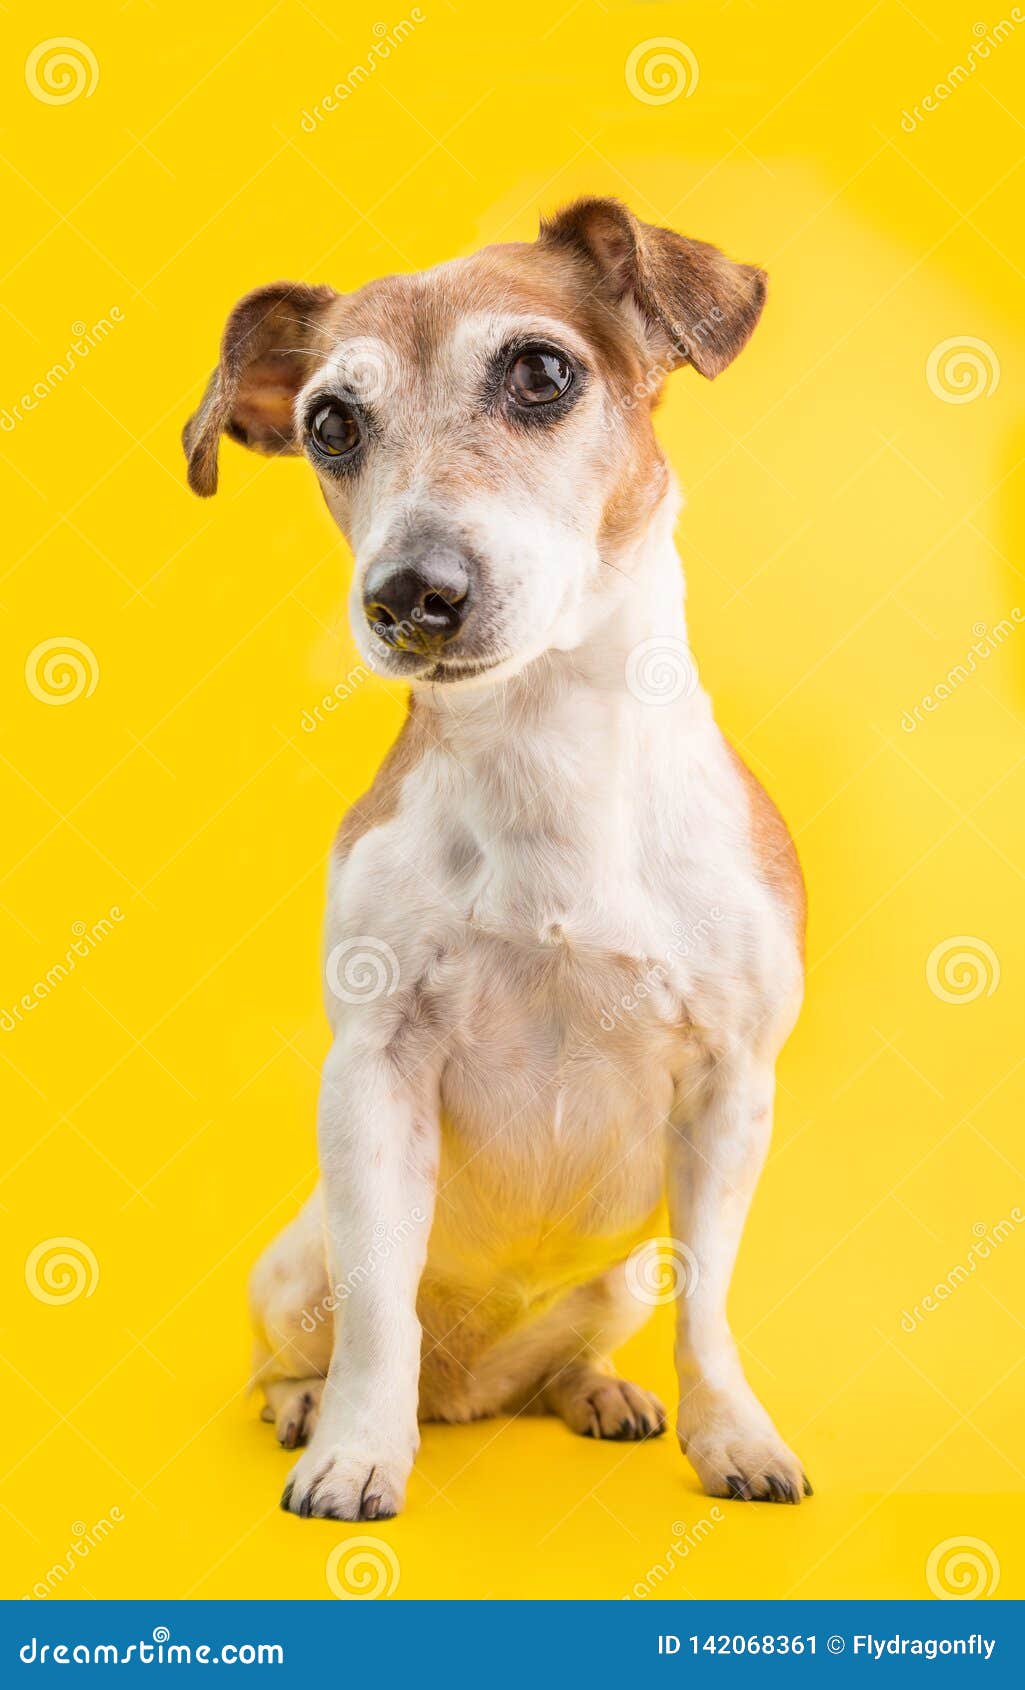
[540,197,766,378]
[182,281,338,496]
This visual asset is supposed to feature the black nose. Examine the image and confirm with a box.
[363,558,469,652]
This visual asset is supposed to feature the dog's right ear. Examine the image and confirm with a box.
[182,281,338,496]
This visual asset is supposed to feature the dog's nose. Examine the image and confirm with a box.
[363,556,469,651]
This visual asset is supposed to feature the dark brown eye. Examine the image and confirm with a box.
[310,402,360,457]
[506,349,573,406]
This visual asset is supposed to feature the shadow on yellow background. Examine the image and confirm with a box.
[2,0,1023,1601]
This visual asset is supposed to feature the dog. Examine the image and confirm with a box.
[183,197,809,1520]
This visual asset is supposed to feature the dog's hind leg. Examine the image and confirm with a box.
[260,1378,324,1448]
[249,1191,333,1446]
[472,1260,666,1439]
[543,1364,666,1440]
[539,1263,667,1440]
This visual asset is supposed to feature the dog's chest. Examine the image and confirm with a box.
[420,764,724,1179]
[425,913,691,1249]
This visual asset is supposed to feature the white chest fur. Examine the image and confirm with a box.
[325,688,793,1304]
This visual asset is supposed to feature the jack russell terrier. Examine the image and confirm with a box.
[183,197,810,1520]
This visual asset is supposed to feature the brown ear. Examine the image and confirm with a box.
[540,197,766,379]
[182,281,338,496]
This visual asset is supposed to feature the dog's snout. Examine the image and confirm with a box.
[363,548,470,652]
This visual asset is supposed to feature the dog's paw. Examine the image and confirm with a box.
[261,1378,323,1450]
[678,1388,811,1504]
[280,1445,410,1521]
[548,1370,667,1440]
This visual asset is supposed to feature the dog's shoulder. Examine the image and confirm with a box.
[333,701,428,865]
[725,742,806,955]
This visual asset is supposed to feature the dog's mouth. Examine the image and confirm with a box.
[364,640,505,687]
[422,655,503,684]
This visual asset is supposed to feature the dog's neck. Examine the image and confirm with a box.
[413,493,714,894]
[410,497,713,943]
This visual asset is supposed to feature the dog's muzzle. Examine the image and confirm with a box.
[363,539,471,656]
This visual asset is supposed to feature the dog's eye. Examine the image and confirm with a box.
[506,350,573,406]
[310,402,360,457]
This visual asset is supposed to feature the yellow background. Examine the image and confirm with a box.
[2,0,1024,1602]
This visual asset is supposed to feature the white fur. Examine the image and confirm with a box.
[252,279,807,1520]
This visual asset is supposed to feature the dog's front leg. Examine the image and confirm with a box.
[281,1032,438,1521]
[668,1055,810,1504]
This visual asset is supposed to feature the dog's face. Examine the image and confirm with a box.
[184,198,766,687]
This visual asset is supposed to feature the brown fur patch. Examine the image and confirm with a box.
[540,196,766,378]
[182,282,340,495]
[334,699,429,863]
[728,745,806,953]
[184,200,765,508]
[304,240,674,557]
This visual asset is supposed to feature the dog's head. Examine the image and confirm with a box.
[184,198,766,687]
